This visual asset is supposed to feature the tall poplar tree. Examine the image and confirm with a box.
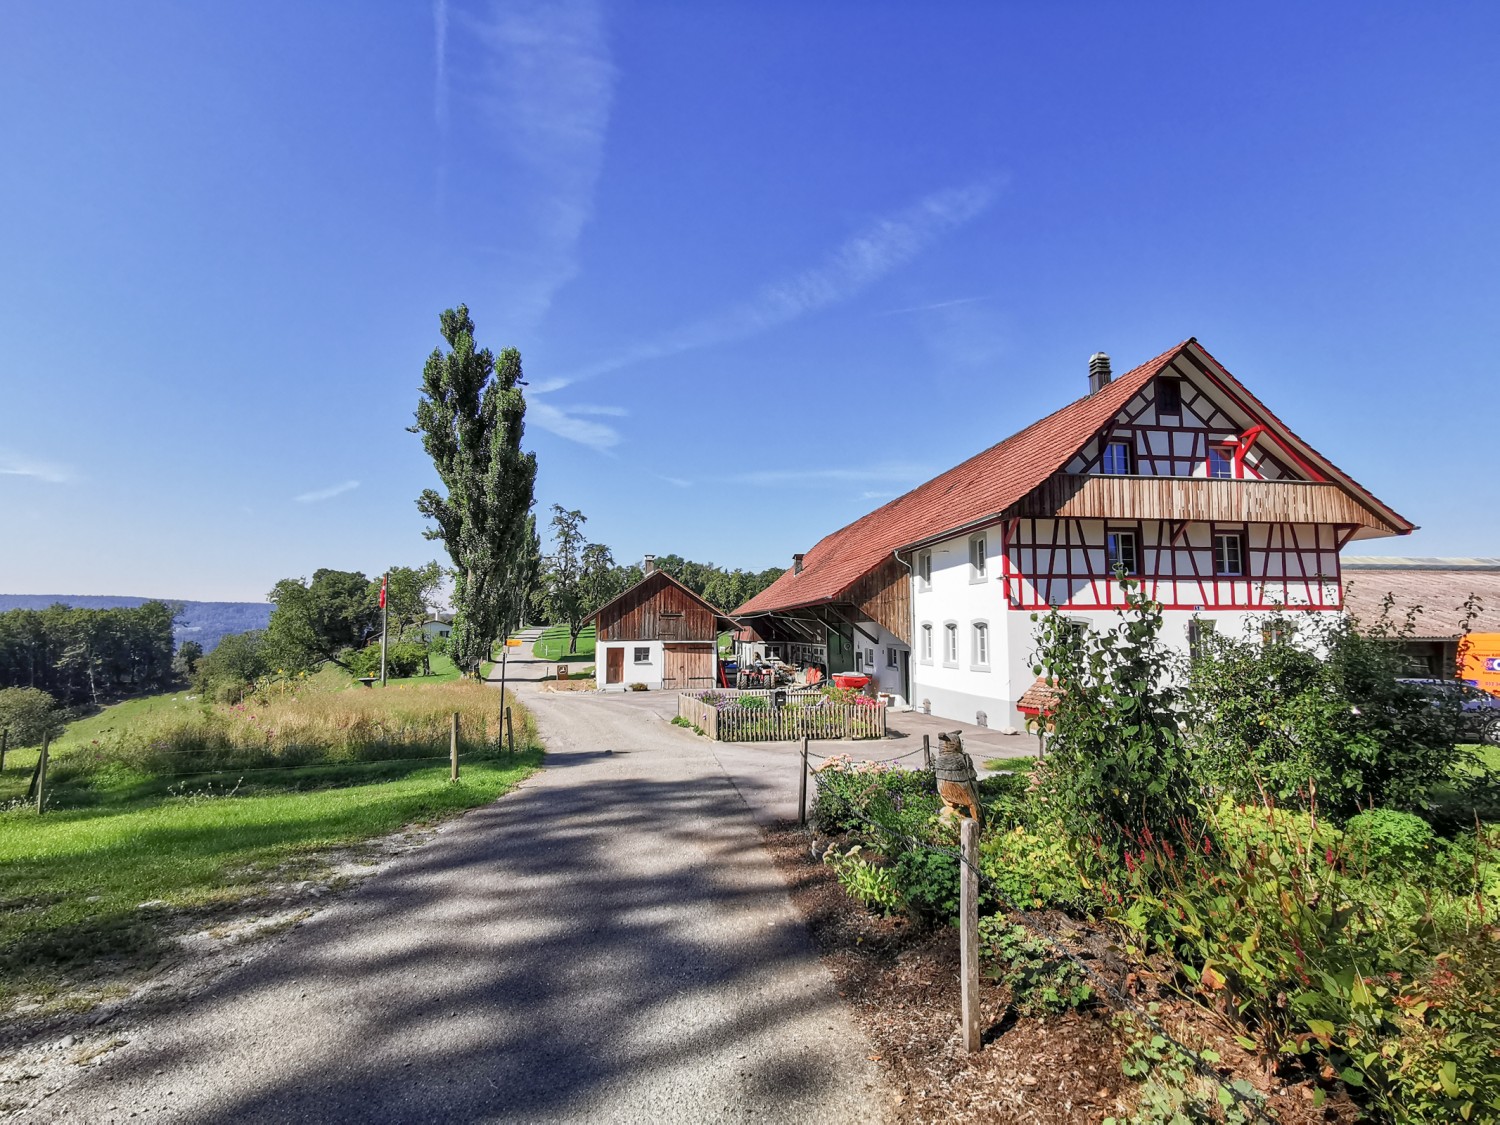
[411,305,537,676]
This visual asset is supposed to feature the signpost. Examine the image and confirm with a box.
[499,637,523,740]
[378,572,389,687]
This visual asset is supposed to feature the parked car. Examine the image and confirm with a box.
[1396,678,1500,745]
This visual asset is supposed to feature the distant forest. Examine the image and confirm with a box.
[0,595,271,654]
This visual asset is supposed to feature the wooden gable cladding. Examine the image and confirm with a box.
[1010,473,1400,536]
[842,556,912,644]
[593,571,721,642]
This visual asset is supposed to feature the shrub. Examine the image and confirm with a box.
[979,824,1097,913]
[812,760,936,834]
[0,687,62,747]
[1031,578,1206,867]
[1343,808,1437,876]
[738,694,768,710]
[979,917,1094,1015]
[1186,608,1468,821]
[346,643,425,679]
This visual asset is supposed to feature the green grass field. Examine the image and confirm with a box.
[532,623,596,662]
[0,670,545,1008]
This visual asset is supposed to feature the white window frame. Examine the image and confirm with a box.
[1213,532,1244,577]
[943,621,959,668]
[1208,446,1233,479]
[920,622,933,664]
[971,621,990,671]
[969,533,988,583]
[1106,529,1138,576]
[632,646,651,664]
[918,549,932,591]
[1101,439,1132,475]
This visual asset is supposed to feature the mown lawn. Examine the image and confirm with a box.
[531,623,596,661]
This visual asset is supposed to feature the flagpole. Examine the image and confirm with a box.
[379,572,388,687]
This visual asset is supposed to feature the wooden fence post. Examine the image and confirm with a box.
[960,817,980,1051]
[799,736,809,826]
[506,706,514,754]
[0,728,7,772]
[35,733,49,815]
[923,734,932,770]
[450,712,459,781]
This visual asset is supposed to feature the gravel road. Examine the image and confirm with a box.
[34,660,892,1123]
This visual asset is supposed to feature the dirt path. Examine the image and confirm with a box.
[29,667,892,1123]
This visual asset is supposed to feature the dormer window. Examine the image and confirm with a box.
[1100,440,1133,475]
[1156,377,1182,417]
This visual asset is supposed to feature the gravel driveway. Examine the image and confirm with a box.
[35,664,892,1123]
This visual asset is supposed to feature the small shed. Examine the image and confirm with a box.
[589,562,735,692]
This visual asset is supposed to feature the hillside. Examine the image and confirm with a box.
[0,594,271,652]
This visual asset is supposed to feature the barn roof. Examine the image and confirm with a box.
[736,338,1414,618]
[1342,558,1500,639]
[585,568,733,626]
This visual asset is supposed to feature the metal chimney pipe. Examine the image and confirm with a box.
[1089,352,1112,394]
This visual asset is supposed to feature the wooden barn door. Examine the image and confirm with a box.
[605,647,624,685]
[662,644,711,690]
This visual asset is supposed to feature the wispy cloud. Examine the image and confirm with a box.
[549,177,1001,389]
[657,475,692,488]
[439,0,614,329]
[295,480,360,504]
[0,450,75,483]
[880,294,992,317]
[860,490,896,500]
[528,400,621,452]
[726,463,930,487]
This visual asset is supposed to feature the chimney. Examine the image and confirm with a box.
[1088,352,1112,394]
[643,554,656,575]
[793,553,805,575]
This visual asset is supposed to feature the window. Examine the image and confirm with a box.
[866,648,876,668]
[972,622,990,668]
[887,646,899,668]
[918,550,932,589]
[1208,446,1233,479]
[1156,377,1182,417]
[920,623,933,663]
[1213,533,1244,576]
[633,646,651,663]
[1106,530,1138,576]
[1187,619,1216,663]
[855,649,863,671]
[969,534,988,581]
[1101,440,1133,475]
[943,622,958,666]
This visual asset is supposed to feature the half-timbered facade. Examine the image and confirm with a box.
[736,339,1414,726]
[591,562,733,692]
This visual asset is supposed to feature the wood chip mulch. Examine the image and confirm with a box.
[760,821,1359,1124]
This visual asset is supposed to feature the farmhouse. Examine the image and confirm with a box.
[591,557,734,692]
[734,338,1415,728]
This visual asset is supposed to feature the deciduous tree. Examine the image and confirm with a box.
[411,305,537,676]
[265,570,377,672]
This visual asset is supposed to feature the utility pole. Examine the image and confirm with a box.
[379,571,389,687]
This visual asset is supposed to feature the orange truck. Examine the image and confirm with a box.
[1459,632,1500,697]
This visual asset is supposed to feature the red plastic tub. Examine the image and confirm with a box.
[832,673,871,690]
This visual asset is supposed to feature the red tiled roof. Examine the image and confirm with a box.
[734,338,1414,618]
[735,341,1190,616]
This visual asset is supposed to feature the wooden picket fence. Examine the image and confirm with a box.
[676,691,886,742]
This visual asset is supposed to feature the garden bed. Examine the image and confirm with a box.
[677,688,886,742]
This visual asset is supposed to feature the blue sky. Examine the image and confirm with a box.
[1,2,1497,602]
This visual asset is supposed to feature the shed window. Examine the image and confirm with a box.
[633,647,651,663]
[1213,533,1244,577]
[1101,440,1132,475]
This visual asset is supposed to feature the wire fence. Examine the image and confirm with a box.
[808,762,1275,1124]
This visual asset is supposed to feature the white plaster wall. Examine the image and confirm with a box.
[850,619,910,701]
[909,527,1013,726]
[596,640,664,691]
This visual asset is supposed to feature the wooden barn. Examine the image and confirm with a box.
[590,558,734,692]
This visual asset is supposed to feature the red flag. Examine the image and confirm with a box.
[379,575,387,608]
